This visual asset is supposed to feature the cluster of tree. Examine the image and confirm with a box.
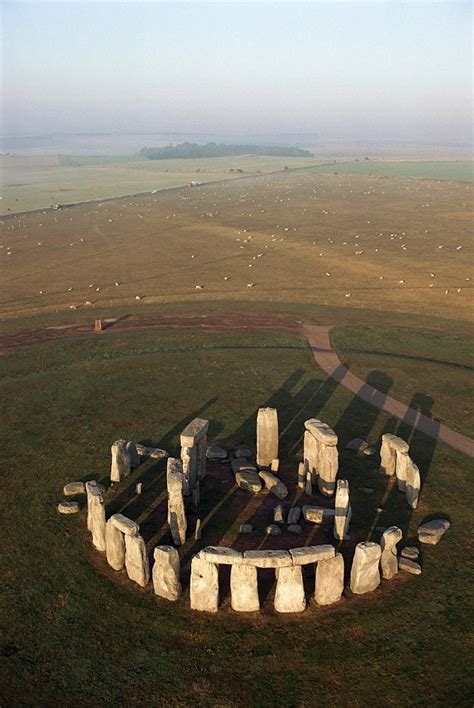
[139,142,313,160]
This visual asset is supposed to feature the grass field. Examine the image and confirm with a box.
[1,328,472,706]
[312,160,474,182]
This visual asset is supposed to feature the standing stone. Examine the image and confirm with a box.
[86,482,106,551]
[380,434,397,476]
[297,462,306,489]
[317,445,339,497]
[167,458,187,546]
[190,553,219,612]
[350,542,382,594]
[85,480,102,530]
[180,445,196,496]
[110,439,132,483]
[396,450,409,492]
[181,418,209,487]
[305,470,313,495]
[124,534,149,587]
[304,419,339,496]
[380,526,402,580]
[405,457,421,509]
[256,407,279,468]
[274,566,306,613]
[303,430,319,483]
[105,518,125,570]
[259,471,288,500]
[152,546,181,600]
[334,479,351,541]
[287,506,301,525]
[274,504,285,523]
[230,564,260,612]
[135,482,143,495]
[271,459,280,473]
[126,441,140,468]
[315,552,344,605]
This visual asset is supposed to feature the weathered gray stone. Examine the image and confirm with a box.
[346,437,369,452]
[180,418,209,447]
[190,553,219,612]
[417,519,450,545]
[85,480,101,530]
[243,549,292,569]
[303,429,319,483]
[274,566,306,613]
[304,420,339,495]
[350,542,382,594]
[401,546,419,560]
[334,479,351,541]
[288,524,303,534]
[274,504,285,523]
[271,458,280,473]
[317,445,339,497]
[57,501,80,514]
[380,526,402,580]
[86,482,106,551]
[287,506,301,525]
[201,546,243,565]
[235,447,252,459]
[305,469,313,495]
[380,433,409,476]
[399,557,422,575]
[239,523,254,534]
[110,513,139,536]
[256,407,279,467]
[259,470,288,500]
[396,450,409,492]
[63,482,85,496]
[206,444,227,460]
[166,458,187,546]
[315,552,344,605]
[235,470,262,493]
[126,441,140,468]
[124,534,149,587]
[297,462,307,489]
[230,564,259,612]
[305,419,338,446]
[303,505,324,524]
[110,439,132,483]
[290,544,335,566]
[152,546,181,600]
[180,445,196,495]
[405,457,421,509]
[135,443,168,460]
[231,457,257,474]
[105,518,125,570]
[266,524,282,536]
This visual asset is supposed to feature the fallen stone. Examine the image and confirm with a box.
[287,506,301,525]
[135,443,169,460]
[190,553,219,612]
[235,470,262,493]
[256,407,279,467]
[417,519,450,545]
[230,564,259,612]
[274,504,285,523]
[401,546,419,560]
[153,546,181,600]
[105,518,125,570]
[63,482,85,496]
[126,441,140,468]
[274,566,306,613]
[399,557,422,575]
[201,546,243,565]
[315,552,344,605]
[239,523,254,534]
[206,444,227,460]
[288,524,303,534]
[110,439,132,483]
[380,526,402,580]
[259,470,288,500]
[57,501,80,514]
[110,513,139,536]
[231,458,257,474]
[124,534,150,587]
[266,524,282,536]
[243,549,292,569]
[290,545,335,566]
[346,438,369,452]
[235,447,252,459]
[350,542,382,594]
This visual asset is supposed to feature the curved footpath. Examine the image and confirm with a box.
[303,323,474,458]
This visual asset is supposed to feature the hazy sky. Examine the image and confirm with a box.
[2,1,472,143]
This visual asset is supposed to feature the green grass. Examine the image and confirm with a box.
[312,160,474,182]
[1,328,472,706]
[332,326,474,437]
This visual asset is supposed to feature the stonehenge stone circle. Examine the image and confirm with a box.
[380,434,409,476]
[289,545,335,565]
[190,553,219,612]
[334,479,351,541]
[152,546,181,601]
[350,542,382,594]
[274,566,306,613]
[304,418,339,496]
[166,457,187,546]
[110,439,132,483]
[256,407,279,467]
[124,534,150,587]
[201,546,243,565]
[111,513,139,536]
[380,526,403,580]
[230,564,260,612]
[105,519,126,570]
[315,552,344,606]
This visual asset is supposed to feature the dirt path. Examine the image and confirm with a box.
[1,313,472,457]
[303,323,474,458]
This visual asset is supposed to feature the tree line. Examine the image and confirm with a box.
[139,142,313,160]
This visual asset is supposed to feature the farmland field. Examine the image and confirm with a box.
[312,159,474,182]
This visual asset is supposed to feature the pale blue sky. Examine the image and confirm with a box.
[2,1,472,142]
